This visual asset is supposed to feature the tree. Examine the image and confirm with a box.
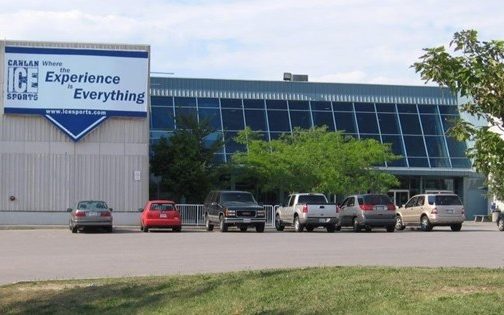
[413,30,504,199]
[232,127,399,196]
[150,114,223,203]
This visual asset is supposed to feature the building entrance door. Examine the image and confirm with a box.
[387,190,410,208]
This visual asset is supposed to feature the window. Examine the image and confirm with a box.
[175,107,197,124]
[446,137,467,157]
[311,101,332,111]
[288,100,309,110]
[199,108,222,130]
[243,99,265,109]
[354,102,375,112]
[150,203,175,211]
[408,158,429,167]
[430,158,451,168]
[420,115,444,135]
[375,103,396,113]
[221,98,242,108]
[312,111,335,130]
[224,131,246,153]
[418,105,438,113]
[266,100,287,110]
[245,110,267,131]
[174,97,196,107]
[267,110,290,132]
[356,112,379,134]
[290,111,312,129]
[332,102,354,111]
[440,115,458,132]
[151,107,174,130]
[222,109,245,130]
[451,158,472,168]
[405,197,417,208]
[425,136,448,157]
[334,112,356,133]
[415,196,425,206]
[378,113,400,134]
[198,98,219,108]
[404,136,427,156]
[151,96,173,107]
[438,105,459,115]
[397,104,418,113]
[399,114,422,134]
[347,197,355,207]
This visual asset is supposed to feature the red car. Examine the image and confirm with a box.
[139,200,182,232]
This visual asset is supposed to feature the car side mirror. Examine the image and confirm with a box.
[138,208,144,212]
[67,208,72,212]
[109,208,113,212]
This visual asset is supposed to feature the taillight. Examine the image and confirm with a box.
[431,208,438,214]
[75,210,86,217]
[387,204,396,211]
[360,204,373,211]
[302,204,308,213]
[101,211,111,217]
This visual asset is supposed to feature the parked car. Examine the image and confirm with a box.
[275,193,339,232]
[496,211,504,231]
[395,193,465,232]
[68,200,113,233]
[339,194,396,232]
[139,200,182,232]
[203,190,266,232]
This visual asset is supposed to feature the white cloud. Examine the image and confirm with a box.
[1,0,503,85]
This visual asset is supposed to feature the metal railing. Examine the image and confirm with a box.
[177,204,278,227]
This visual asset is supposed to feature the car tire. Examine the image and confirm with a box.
[294,216,304,232]
[71,225,78,233]
[143,226,149,233]
[306,226,314,232]
[420,216,432,232]
[239,226,248,232]
[335,225,341,231]
[365,226,372,232]
[395,216,405,231]
[219,215,228,232]
[275,214,285,231]
[256,223,265,233]
[499,219,504,231]
[352,217,361,232]
[386,225,395,233]
[326,225,336,233]
[173,226,182,232]
[450,224,462,232]
[140,225,144,232]
[106,226,113,233]
[205,215,214,232]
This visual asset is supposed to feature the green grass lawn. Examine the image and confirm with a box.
[1,267,503,314]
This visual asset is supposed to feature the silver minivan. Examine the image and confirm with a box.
[339,194,396,232]
[395,194,465,231]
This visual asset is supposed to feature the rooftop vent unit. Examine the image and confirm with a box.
[283,72,308,82]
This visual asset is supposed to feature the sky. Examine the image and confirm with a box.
[1,0,503,86]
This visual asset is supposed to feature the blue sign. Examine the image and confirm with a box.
[4,46,149,141]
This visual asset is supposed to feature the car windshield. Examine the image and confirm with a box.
[428,195,462,206]
[220,192,256,203]
[360,195,392,205]
[150,203,175,211]
[297,195,327,204]
[77,201,108,211]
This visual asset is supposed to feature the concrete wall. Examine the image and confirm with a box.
[0,40,150,222]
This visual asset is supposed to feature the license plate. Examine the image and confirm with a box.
[87,212,98,216]
[376,206,385,211]
[319,218,327,223]
[241,212,251,216]
[160,214,167,218]
[243,218,251,223]
[447,209,453,214]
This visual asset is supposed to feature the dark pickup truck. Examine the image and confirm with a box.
[203,190,266,232]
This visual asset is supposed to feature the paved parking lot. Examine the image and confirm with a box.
[0,222,502,285]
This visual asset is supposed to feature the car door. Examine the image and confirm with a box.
[283,195,295,223]
[402,196,417,225]
[339,198,349,225]
[412,196,425,225]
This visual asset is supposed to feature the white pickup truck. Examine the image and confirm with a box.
[275,193,339,232]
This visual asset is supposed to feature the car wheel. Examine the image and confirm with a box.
[335,225,341,231]
[365,226,372,232]
[239,226,248,232]
[395,216,405,231]
[450,224,462,232]
[173,226,182,232]
[106,226,113,233]
[205,215,214,232]
[499,219,504,231]
[352,218,361,232]
[275,214,285,231]
[143,226,149,233]
[420,216,432,232]
[256,223,265,233]
[326,225,336,233]
[140,225,144,232]
[306,226,314,232]
[219,215,228,232]
[294,216,304,232]
[386,225,395,233]
[71,225,78,233]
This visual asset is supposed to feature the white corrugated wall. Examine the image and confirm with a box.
[0,40,150,215]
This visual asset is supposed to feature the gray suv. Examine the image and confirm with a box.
[203,191,266,232]
[339,194,396,232]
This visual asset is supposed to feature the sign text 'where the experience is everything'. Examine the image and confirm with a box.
[4,46,149,140]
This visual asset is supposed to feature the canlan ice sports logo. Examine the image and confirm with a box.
[6,59,39,101]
